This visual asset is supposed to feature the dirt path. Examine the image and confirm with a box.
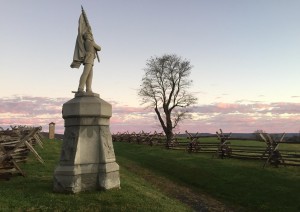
[121,161,237,212]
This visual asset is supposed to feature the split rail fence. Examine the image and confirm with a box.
[0,126,44,180]
[113,129,300,167]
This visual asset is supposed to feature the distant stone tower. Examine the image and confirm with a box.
[49,122,55,139]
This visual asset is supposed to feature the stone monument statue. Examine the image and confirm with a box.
[70,6,101,95]
[53,6,120,193]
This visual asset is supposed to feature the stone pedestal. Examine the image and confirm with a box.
[53,94,120,193]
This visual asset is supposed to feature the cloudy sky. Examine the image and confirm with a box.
[1,1,300,134]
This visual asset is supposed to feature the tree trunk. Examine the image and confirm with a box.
[165,129,173,149]
[165,111,173,149]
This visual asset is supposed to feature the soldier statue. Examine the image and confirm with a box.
[70,7,101,95]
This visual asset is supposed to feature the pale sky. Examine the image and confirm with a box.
[1,1,300,133]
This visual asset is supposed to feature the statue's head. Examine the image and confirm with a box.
[83,32,93,41]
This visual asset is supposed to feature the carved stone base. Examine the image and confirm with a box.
[53,96,120,193]
[53,162,120,193]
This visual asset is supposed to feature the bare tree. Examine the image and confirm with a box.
[138,54,198,147]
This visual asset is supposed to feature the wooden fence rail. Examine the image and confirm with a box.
[112,131,166,146]
[113,129,300,167]
[0,126,44,180]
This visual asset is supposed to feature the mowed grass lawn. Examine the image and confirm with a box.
[0,139,191,212]
[115,141,300,212]
[1,138,300,211]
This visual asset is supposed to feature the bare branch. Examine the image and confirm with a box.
[138,54,198,143]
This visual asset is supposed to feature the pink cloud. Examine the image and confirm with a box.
[182,102,300,133]
[1,96,300,134]
[0,96,66,115]
[190,102,300,115]
[0,96,67,133]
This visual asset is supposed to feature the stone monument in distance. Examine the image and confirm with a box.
[49,122,55,139]
[53,6,120,193]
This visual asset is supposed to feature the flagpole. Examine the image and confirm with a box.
[81,6,100,63]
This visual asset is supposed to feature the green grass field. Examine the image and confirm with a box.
[0,139,191,212]
[1,138,300,211]
[114,141,300,212]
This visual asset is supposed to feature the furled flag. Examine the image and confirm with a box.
[70,8,91,68]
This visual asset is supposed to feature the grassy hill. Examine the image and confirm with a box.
[0,139,191,212]
[1,138,300,211]
[115,142,300,212]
